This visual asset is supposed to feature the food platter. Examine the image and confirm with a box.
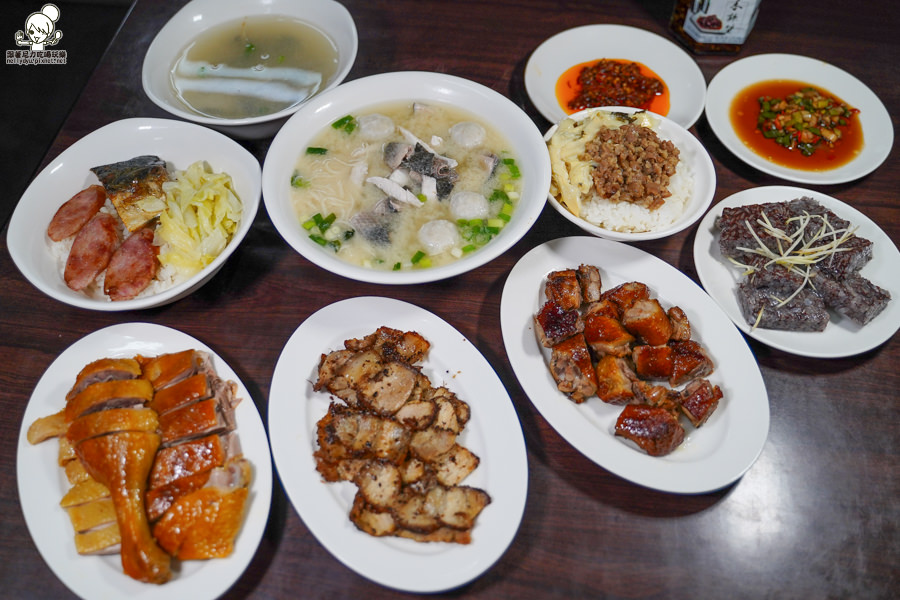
[525,24,707,128]
[693,186,900,358]
[705,53,893,185]
[268,296,528,592]
[543,106,716,242]
[16,323,273,600]
[7,118,261,311]
[500,237,769,494]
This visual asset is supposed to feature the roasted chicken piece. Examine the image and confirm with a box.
[158,397,235,445]
[544,269,583,310]
[667,306,691,341]
[152,457,251,560]
[614,404,685,456]
[76,431,172,583]
[67,407,159,446]
[148,433,228,489]
[140,349,212,390]
[549,333,598,403]
[594,355,637,405]
[600,281,651,314]
[27,409,66,444]
[583,311,635,357]
[149,373,211,415]
[534,300,583,348]
[577,264,602,303]
[669,340,714,387]
[621,298,673,346]
[631,344,674,380]
[679,379,722,427]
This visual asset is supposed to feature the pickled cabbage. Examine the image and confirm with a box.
[157,161,242,277]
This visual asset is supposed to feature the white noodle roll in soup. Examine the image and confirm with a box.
[290,101,523,271]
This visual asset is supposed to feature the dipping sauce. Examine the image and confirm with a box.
[730,79,863,171]
[170,16,339,120]
[555,59,670,116]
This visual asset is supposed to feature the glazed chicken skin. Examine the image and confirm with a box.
[535,266,722,457]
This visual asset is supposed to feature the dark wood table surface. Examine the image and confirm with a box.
[2,1,898,598]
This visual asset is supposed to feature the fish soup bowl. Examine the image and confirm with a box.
[8,118,261,311]
[544,106,716,242]
[262,71,552,285]
[141,0,358,140]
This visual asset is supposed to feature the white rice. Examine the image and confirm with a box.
[580,158,694,234]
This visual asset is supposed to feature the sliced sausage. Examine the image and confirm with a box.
[64,212,120,291]
[47,185,107,241]
[103,227,158,301]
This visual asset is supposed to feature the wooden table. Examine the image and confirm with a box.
[2,1,897,597]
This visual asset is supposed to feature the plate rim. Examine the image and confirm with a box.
[16,322,273,600]
[525,23,707,128]
[704,53,893,185]
[267,296,529,592]
[692,185,900,358]
[500,236,770,494]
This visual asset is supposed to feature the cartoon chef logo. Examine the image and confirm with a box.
[15,3,63,51]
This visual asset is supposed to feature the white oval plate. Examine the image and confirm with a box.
[705,53,893,184]
[17,323,273,600]
[693,186,900,357]
[525,24,707,128]
[544,107,716,242]
[500,237,769,494]
[7,118,262,311]
[268,297,528,592]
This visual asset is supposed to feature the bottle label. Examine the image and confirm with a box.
[682,0,760,45]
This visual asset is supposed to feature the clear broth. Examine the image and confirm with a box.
[170,16,339,120]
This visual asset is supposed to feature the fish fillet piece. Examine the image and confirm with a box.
[90,155,169,232]
[65,379,154,422]
[76,431,172,584]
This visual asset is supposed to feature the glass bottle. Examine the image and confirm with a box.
[670,0,762,54]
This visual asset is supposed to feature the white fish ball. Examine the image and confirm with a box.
[449,121,486,148]
[357,114,395,140]
[418,219,460,255]
[450,191,489,220]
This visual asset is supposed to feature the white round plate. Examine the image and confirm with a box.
[500,237,769,494]
[7,118,262,311]
[693,186,900,357]
[268,297,528,592]
[17,323,273,600]
[705,53,893,184]
[525,24,706,128]
[544,107,716,242]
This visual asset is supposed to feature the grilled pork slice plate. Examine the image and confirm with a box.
[269,297,528,593]
[17,323,272,600]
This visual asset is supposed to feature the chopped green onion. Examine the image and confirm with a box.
[461,244,477,253]
[309,234,327,246]
[244,42,256,56]
[331,115,357,133]
[393,262,402,271]
[291,173,310,188]
[411,250,427,264]
[489,189,509,203]
[306,147,328,155]
[502,157,521,179]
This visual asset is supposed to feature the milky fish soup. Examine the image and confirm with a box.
[170,15,339,120]
[290,102,522,270]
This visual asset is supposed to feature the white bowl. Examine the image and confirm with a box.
[141,0,358,140]
[543,107,716,242]
[8,118,261,311]
[262,71,552,285]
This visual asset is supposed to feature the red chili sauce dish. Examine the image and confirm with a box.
[555,58,670,116]
[729,79,863,171]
